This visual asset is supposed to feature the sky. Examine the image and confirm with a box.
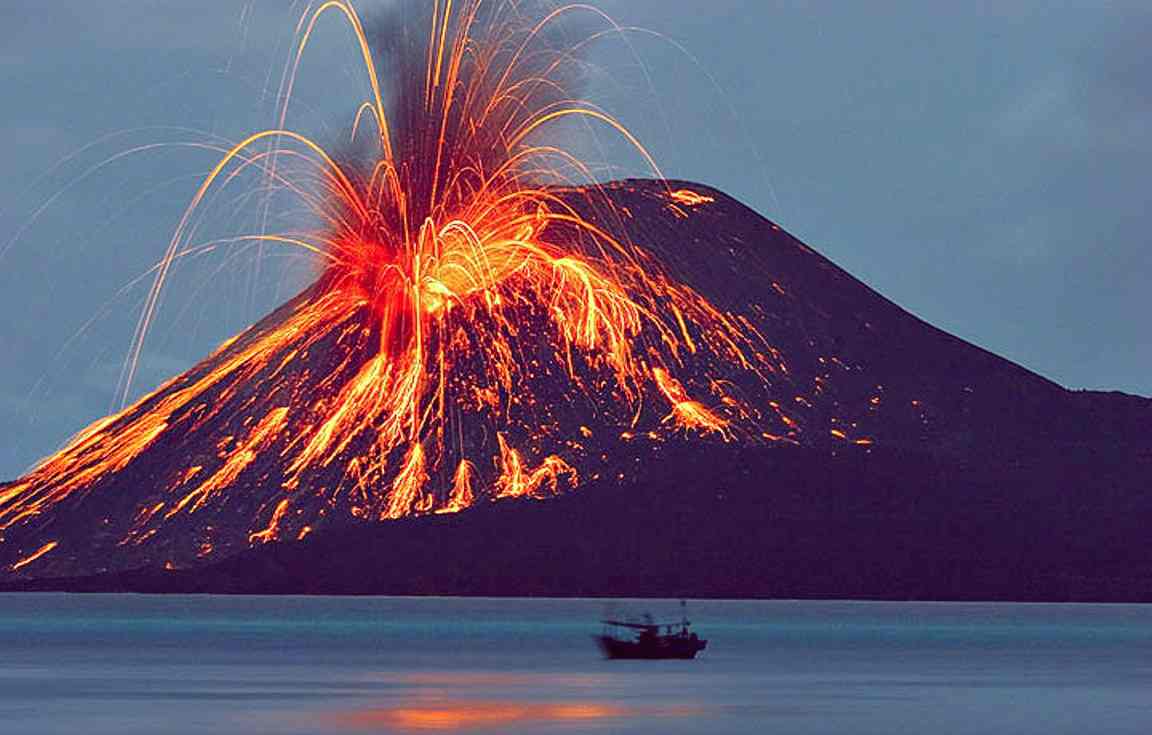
[0,1,1148,478]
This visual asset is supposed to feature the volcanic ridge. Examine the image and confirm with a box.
[2,180,1148,600]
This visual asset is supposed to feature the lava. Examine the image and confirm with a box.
[0,1,788,569]
[652,367,730,438]
[9,541,57,573]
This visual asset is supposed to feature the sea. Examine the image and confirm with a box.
[0,594,1149,734]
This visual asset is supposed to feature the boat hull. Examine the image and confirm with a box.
[595,634,707,660]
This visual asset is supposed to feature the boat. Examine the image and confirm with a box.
[595,602,708,660]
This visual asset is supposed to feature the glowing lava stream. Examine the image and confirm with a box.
[0,0,786,556]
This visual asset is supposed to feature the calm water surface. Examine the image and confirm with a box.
[1,594,1150,734]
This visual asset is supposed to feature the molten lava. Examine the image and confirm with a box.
[0,1,805,574]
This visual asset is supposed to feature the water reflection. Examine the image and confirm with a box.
[333,671,702,731]
[2,596,1149,734]
[333,700,700,731]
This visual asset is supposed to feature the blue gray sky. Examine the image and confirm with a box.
[0,1,1148,477]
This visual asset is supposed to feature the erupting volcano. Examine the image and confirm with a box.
[3,1,1149,597]
[0,1,794,576]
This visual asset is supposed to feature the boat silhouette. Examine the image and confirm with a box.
[595,602,707,659]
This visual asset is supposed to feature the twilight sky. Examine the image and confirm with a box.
[0,1,1148,477]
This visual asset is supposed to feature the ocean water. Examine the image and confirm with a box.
[0,595,1149,734]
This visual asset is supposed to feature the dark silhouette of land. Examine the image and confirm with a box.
[3,180,1149,599]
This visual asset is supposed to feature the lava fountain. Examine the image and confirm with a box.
[0,1,792,574]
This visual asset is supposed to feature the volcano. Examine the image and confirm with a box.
[3,179,1149,600]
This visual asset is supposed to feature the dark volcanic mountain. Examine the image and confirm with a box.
[2,180,1149,599]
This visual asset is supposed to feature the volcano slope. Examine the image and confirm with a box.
[2,180,1149,600]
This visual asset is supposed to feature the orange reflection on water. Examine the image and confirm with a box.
[333,699,700,732]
